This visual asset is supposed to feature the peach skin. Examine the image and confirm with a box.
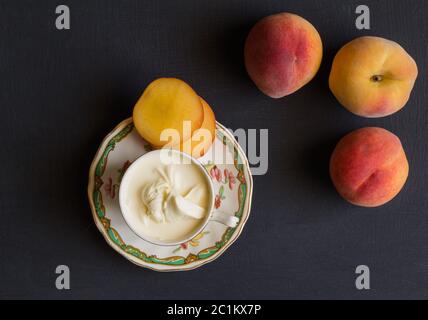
[133,78,204,147]
[244,12,323,98]
[329,36,418,117]
[330,127,409,207]
[172,97,216,158]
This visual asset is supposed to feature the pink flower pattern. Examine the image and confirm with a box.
[215,194,222,209]
[224,169,236,190]
[210,166,222,182]
[104,177,116,199]
[206,164,238,209]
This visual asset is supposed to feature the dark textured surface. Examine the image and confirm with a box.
[0,0,427,299]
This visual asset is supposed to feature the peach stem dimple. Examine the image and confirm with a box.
[370,75,383,82]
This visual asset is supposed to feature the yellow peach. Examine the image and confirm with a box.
[133,78,204,147]
[173,97,216,158]
[329,36,418,117]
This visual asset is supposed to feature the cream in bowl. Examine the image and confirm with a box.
[119,149,238,246]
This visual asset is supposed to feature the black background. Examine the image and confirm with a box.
[1,0,427,300]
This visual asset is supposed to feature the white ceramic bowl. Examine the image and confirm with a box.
[119,149,215,246]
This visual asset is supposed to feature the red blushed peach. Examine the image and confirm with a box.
[330,127,409,207]
[244,12,323,98]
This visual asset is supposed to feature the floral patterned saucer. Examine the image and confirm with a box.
[87,118,253,271]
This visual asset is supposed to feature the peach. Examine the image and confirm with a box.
[172,97,216,158]
[133,78,204,147]
[244,12,323,98]
[329,36,418,118]
[330,127,409,207]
